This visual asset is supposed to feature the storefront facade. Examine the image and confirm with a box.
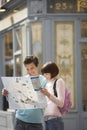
[0,0,87,130]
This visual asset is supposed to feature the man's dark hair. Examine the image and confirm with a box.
[23,55,39,67]
[41,62,59,78]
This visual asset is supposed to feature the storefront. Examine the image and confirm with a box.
[0,0,87,130]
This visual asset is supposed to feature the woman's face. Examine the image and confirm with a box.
[43,73,51,80]
[25,63,38,76]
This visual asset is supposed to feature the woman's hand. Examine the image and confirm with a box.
[2,88,8,96]
[40,88,51,98]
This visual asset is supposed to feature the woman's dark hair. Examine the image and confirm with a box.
[41,62,59,78]
[23,55,39,67]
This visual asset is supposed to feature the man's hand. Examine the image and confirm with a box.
[2,88,8,96]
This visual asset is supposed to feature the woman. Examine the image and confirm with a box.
[41,61,65,130]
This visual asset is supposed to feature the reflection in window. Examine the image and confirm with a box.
[29,0,43,14]
[81,43,87,111]
[31,22,43,71]
[47,0,87,13]
[78,0,87,13]
[14,27,22,76]
[4,31,13,76]
[15,55,22,76]
[15,28,22,51]
[81,21,87,38]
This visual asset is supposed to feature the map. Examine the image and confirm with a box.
[1,76,47,109]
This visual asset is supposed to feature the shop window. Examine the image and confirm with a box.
[31,22,43,71]
[81,21,87,38]
[55,22,75,109]
[3,27,22,76]
[81,43,87,111]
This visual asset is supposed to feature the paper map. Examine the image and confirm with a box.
[1,77,47,109]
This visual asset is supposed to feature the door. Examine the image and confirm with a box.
[80,21,87,130]
[80,43,87,130]
[54,19,87,130]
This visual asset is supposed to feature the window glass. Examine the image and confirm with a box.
[15,28,22,51]
[3,27,22,76]
[47,0,87,13]
[81,43,87,111]
[29,0,43,14]
[55,22,75,109]
[81,21,87,38]
[31,22,43,71]
[4,31,13,76]
[14,28,22,76]
[15,55,22,76]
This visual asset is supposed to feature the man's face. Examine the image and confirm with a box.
[25,63,38,76]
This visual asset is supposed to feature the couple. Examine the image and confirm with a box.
[2,55,65,130]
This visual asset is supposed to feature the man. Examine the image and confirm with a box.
[2,55,46,130]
